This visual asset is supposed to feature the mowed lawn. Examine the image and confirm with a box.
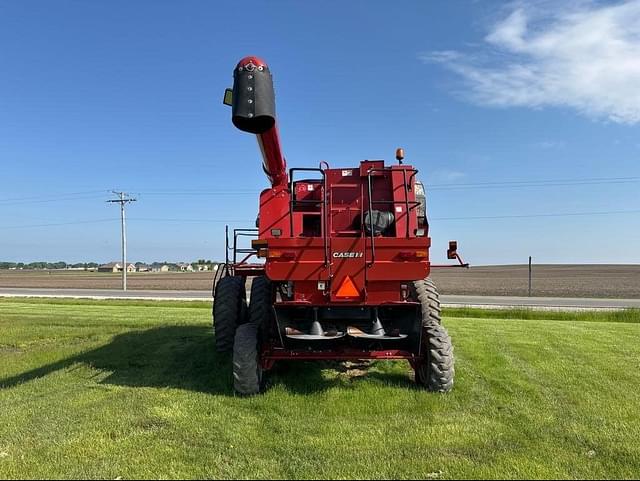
[0,299,639,479]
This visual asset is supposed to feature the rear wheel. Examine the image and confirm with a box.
[233,323,263,396]
[247,276,273,336]
[233,276,273,395]
[213,276,247,353]
[413,278,454,392]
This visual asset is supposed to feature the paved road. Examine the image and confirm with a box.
[0,287,210,301]
[440,294,640,310]
[1,287,638,310]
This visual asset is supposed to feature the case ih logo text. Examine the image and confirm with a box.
[333,252,364,258]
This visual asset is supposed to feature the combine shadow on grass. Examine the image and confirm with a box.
[266,360,416,394]
[0,326,234,394]
[0,326,413,395]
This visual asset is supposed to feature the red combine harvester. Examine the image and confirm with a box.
[214,56,467,395]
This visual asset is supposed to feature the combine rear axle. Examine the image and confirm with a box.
[260,347,420,371]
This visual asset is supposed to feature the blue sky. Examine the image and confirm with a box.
[1,0,639,264]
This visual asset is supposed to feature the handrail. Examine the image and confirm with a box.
[232,229,259,266]
[366,167,419,266]
[288,167,329,267]
[401,169,411,236]
[224,225,230,267]
[221,226,259,279]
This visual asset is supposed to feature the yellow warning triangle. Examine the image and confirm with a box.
[336,276,360,298]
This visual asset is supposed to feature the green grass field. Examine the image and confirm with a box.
[1,298,639,479]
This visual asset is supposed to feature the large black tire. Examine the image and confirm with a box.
[414,278,454,392]
[213,276,247,354]
[233,323,263,396]
[232,276,273,395]
[413,277,442,325]
[416,322,455,392]
[248,276,273,334]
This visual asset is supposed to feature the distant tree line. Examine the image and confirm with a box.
[0,262,100,270]
[0,260,218,270]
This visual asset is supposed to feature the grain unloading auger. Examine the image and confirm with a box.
[214,56,466,395]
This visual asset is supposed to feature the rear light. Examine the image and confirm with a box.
[399,251,428,260]
[251,238,268,249]
[400,283,410,300]
[267,250,295,260]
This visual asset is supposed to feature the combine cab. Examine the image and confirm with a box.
[213,56,466,395]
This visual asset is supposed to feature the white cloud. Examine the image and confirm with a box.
[422,1,640,124]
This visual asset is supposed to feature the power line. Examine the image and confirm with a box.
[0,218,251,229]
[134,176,640,195]
[432,209,640,221]
[137,190,255,196]
[131,217,253,223]
[0,175,637,206]
[427,178,640,191]
[0,208,637,231]
[0,190,111,205]
[0,195,111,206]
[132,209,640,223]
[427,176,640,188]
[0,219,118,230]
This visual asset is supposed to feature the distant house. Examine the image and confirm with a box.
[177,263,194,272]
[98,262,135,273]
[136,264,151,272]
[195,264,210,272]
[151,263,170,273]
[98,262,121,273]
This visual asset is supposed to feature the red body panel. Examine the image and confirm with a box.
[257,161,431,307]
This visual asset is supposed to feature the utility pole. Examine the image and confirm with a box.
[528,256,532,297]
[107,192,136,291]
